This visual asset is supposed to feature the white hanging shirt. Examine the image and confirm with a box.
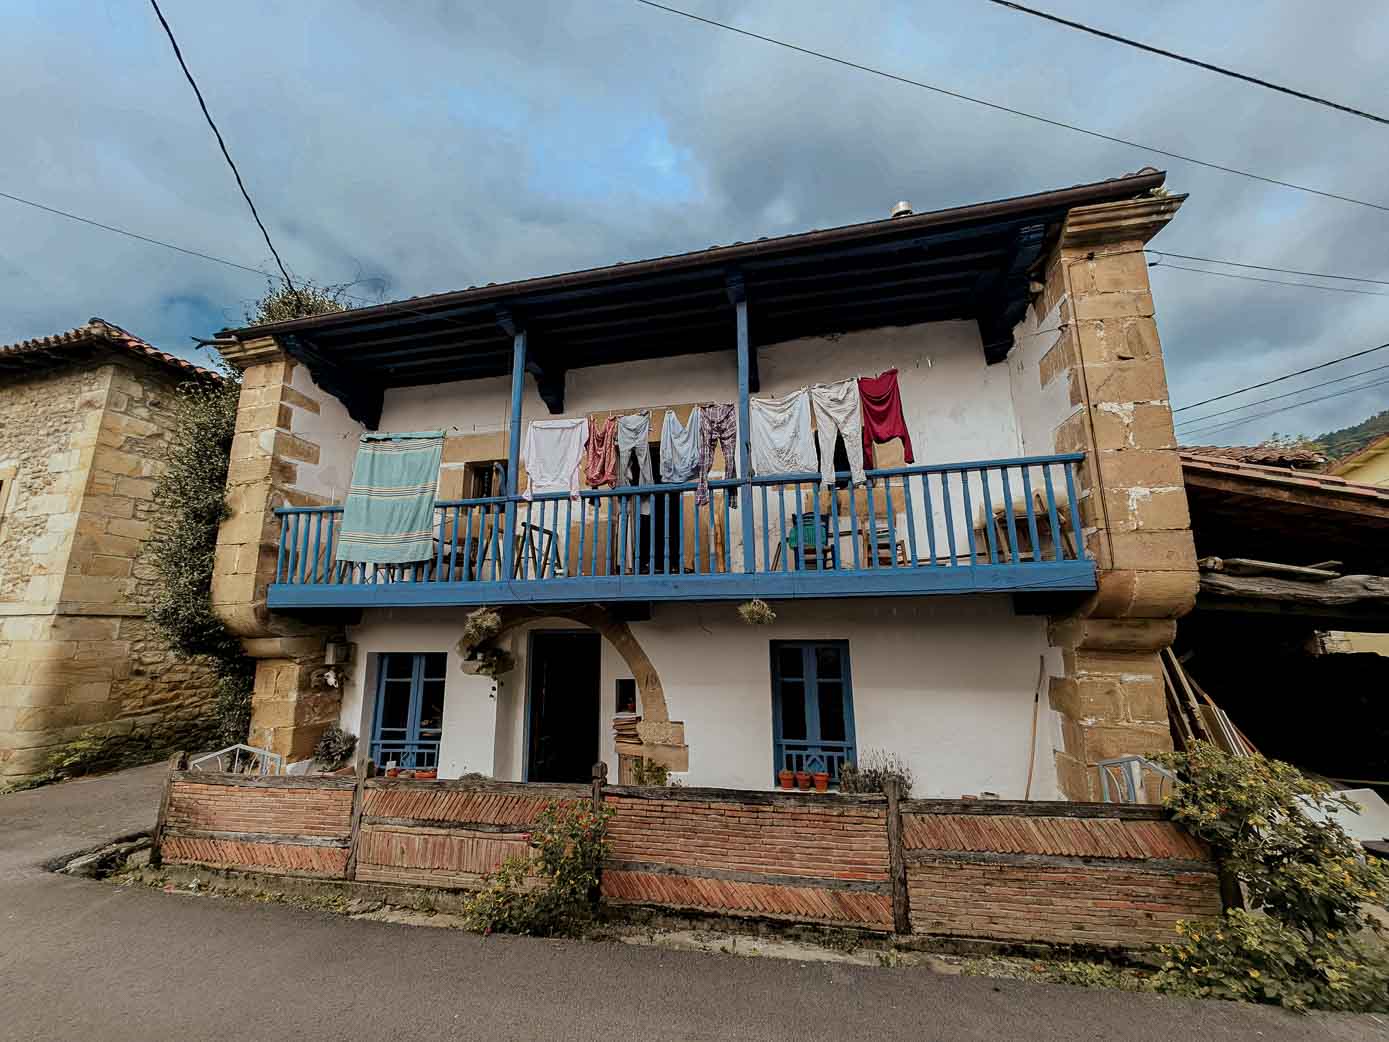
[521,419,588,498]
[749,389,817,476]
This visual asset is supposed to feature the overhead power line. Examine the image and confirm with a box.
[1173,341,1389,414]
[147,0,305,308]
[985,1,1389,127]
[0,189,271,279]
[1176,362,1389,429]
[633,0,1389,214]
[1180,374,1389,439]
[1151,260,1389,298]
[1147,251,1389,287]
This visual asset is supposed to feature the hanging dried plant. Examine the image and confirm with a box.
[737,599,776,625]
[460,606,502,651]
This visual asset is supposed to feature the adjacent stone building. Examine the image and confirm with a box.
[0,319,221,784]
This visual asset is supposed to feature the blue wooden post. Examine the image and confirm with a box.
[502,325,526,580]
[730,275,755,575]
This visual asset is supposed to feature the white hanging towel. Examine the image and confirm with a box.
[659,406,702,483]
[522,418,588,498]
[749,389,817,476]
[809,379,866,487]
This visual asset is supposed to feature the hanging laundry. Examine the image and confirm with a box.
[522,418,588,498]
[584,414,618,489]
[697,402,739,506]
[809,379,865,487]
[660,405,702,483]
[858,368,915,468]
[336,431,444,564]
[616,411,654,487]
[749,389,816,477]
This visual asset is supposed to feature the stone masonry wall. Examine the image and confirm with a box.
[0,357,219,783]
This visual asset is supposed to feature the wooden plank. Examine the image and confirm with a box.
[904,849,1215,873]
[163,829,351,848]
[168,772,357,790]
[1198,557,1340,581]
[897,799,1168,820]
[884,775,911,934]
[344,758,369,881]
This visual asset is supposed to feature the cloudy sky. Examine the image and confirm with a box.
[4,0,1388,445]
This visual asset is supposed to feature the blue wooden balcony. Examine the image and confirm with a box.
[266,452,1095,609]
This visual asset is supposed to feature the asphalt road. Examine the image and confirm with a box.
[1,766,1384,1042]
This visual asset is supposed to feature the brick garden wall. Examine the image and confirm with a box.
[155,773,1220,950]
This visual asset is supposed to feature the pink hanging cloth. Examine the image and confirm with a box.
[858,368,915,468]
[584,415,619,489]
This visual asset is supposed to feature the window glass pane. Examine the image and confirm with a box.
[776,645,803,679]
[817,681,846,742]
[816,646,842,680]
[419,679,445,733]
[779,681,807,739]
[379,686,410,731]
[384,654,414,681]
[422,652,448,680]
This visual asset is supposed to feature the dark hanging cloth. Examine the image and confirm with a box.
[858,368,915,468]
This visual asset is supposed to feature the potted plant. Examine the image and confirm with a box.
[415,768,437,780]
[812,770,830,792]
[384,761,400,778]
[795,769,811,790]
[778,769,795,789]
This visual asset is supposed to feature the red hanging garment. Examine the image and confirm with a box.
[583,415,619,488]
[858,368,915,467]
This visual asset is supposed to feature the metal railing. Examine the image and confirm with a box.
[272,452,1086,591]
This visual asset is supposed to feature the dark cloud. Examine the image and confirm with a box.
[3,0,1386,442]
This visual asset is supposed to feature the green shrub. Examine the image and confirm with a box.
[1152,744,1389,1012]
[462,801,613,937]
[1155,911,1388,1012]
[632,758,676,786]
[312,725,356,771]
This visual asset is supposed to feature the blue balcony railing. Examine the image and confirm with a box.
[267,452,1094,607]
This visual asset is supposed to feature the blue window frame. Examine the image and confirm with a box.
[770,641,856,784]
[371,652,447,770]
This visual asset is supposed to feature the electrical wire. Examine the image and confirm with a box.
[1151,260,1389,298]
[148,0,305,309]
[632,0,1389,214]
[0,189,272,280]
[984,1,1389,127]
[1179,374,1389,439]
[1172,342,1389,413]
[1176,362,1389,429]
[1147,251,1389,287]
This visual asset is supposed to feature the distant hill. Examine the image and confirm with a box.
[1311,408,1389,461]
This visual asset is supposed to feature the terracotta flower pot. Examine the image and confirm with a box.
[778,769,795,789]
[812,772,830,792]
[416,769,437,780]
[385,768,400,778]
[795,771,811,790]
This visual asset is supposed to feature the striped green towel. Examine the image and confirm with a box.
[335,431,444,564]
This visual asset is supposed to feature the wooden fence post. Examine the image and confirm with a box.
[883,776,911,935]
[591,760,608,812]
[148,750,187,868]
[344,758,371,881]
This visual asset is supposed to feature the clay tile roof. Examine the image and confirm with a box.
[1180,444,1328,469]
[0,318,220,382]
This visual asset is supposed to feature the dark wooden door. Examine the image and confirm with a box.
[527,631,601,783]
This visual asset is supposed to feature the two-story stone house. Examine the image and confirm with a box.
[208,169,1196,800]
[0,320,221,783]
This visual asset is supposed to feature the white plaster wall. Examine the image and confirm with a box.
[376,319,1024,559]
[1007,296,1080,458]
[338,597,1061,799]
[288,363,364,502]
[337,607,499,778]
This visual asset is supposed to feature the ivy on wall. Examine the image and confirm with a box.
[148,373,255,745]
